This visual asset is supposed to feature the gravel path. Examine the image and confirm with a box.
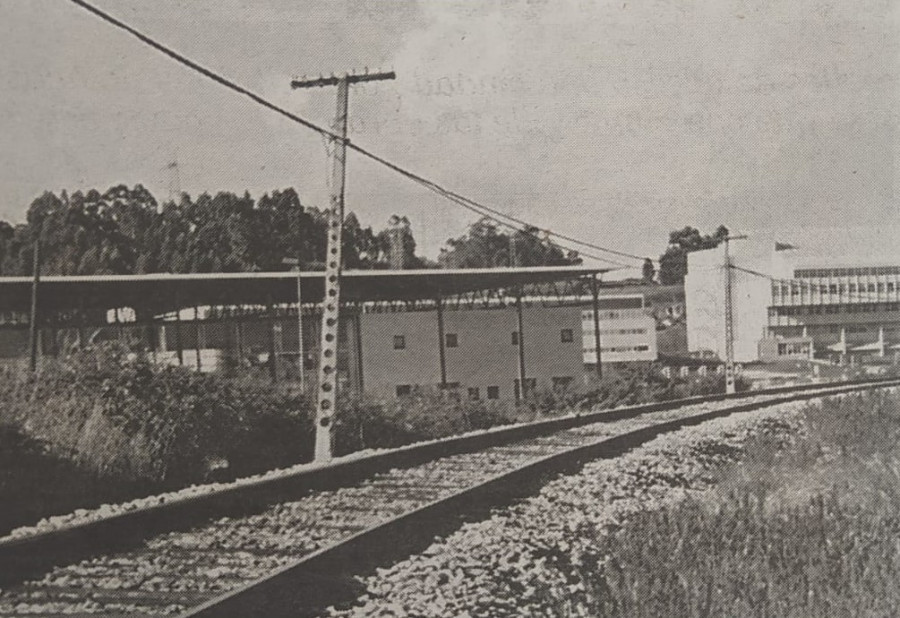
[323,400,812,617]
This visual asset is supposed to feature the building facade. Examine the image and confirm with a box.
[686,238,900,365]
[581,295,657,365]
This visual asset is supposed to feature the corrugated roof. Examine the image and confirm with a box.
[0,266,606,315]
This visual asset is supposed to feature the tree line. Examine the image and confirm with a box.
[0,184,723,282]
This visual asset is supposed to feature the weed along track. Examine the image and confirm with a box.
[0,380,895,617]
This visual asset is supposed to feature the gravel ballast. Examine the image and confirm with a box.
[324,400,812,617]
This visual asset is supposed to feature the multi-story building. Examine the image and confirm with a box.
[581,295,657,365]
[686,237,900,365]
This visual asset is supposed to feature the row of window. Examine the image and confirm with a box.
[584,345,651,354]
[580,310,644,320]
[775,282,899,296]
[776,324,900,335]
[393,329,575,349]
[584,328,648,336]
[777,342,810,356]
[796,267,900,278]
[775,304,900,316]
[0,311,28,326]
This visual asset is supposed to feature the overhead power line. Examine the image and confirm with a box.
[66,0,651,269]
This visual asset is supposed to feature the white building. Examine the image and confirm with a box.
[685,238,786,363]
[686,232,900,365]
[581,295,657,364]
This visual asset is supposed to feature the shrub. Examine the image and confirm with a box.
[333,388,517,456]
[528,364,751,414]
[0,344,313,485]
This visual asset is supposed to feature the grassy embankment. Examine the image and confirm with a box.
[565,389,900,616]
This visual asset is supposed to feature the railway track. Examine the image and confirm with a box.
[0,378,896,617]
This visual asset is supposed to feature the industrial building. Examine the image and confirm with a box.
[0,267,662,401]
[685,237,900,365]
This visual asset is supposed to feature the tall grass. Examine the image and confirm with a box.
[0,344,314,485]
[580,493,900,617]
[556,389,900,617]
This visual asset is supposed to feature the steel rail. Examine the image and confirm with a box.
[0,377,896,601]
[183,377,900,617]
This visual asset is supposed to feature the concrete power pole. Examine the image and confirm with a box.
[292,70,395,462]
[723,234,747,394]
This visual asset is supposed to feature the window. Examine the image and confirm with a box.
[778,343,809,356]
[513,378,537,399]
[560,328,574,343]
[393,335,406,350]
[511,331,519,345]
[445,333,458,348]
[552,376,573,390]
[487,385,500,400]
[468,387,480,401]
[395,384,411,397]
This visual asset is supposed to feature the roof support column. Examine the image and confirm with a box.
[174,306,184,366]
[591,274,603,380]
[267,301,278,383]
[235,320,243,365]
[28,221,42,372]
[515,288,527,401]
[436,294,448,389]
[194,306,202,372]
[354,308,365,396]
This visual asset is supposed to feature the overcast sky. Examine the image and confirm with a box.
[0,0,897,269]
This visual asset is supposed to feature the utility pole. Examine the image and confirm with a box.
[723,234,747,394]
[292,69,395,462]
